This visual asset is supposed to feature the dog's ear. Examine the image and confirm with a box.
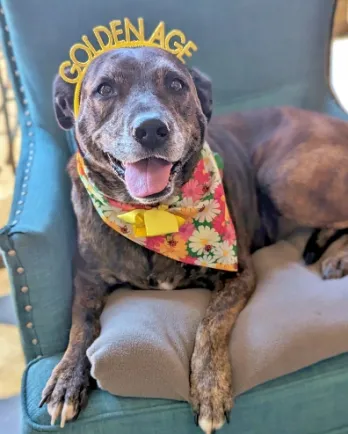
[189,68,213,122]
[53,71,75,130]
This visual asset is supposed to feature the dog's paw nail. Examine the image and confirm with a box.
[42,358,90,425]
[39,395,49,408]
[49,402,63,426]
[60,402,76,428]
[224,411,230,424]
[198,416,224,434]
[60,402,79,428]
[194,411,200,426]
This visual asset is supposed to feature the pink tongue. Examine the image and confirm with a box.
[125,158,172,198]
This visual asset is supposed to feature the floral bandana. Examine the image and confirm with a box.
[76,143,238,272]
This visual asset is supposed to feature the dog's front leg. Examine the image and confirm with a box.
[40,264,107,427]
[190,258,256,434]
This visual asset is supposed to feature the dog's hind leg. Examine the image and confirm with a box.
[303,228,348,265]
[304,230,348,279]
[320,235,348,279]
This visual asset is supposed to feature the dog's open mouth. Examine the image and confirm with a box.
[107,154,181,198]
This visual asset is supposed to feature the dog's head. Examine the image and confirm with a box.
[54,47,212,204]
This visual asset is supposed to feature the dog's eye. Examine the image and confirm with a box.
[170,79,184,92]
[97,83,113,96]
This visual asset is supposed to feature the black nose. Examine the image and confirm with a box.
[134,119,169,148]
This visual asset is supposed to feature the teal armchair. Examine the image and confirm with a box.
[1,1,348,433]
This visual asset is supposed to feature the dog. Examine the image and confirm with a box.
[40,46,348,434]
[303,228,348,279]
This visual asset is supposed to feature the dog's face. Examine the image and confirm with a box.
[54,47,212,204]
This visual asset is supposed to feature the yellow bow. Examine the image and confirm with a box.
[117,205,185,237]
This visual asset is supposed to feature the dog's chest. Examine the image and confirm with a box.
[97,228,223,291]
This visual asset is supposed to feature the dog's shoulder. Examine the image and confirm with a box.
[67,155,90,213]
[67,154,79,183]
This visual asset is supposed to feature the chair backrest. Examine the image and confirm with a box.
[0,0,338,360]
[2,0,336,138]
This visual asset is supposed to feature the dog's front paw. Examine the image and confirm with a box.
[39,357,90,427]
[321,251,348,280]
[190,334,233,434]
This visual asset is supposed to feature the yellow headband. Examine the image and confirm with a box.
[59,18,198,116]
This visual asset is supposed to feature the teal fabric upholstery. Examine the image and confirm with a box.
[1,128,75,360]
[23,353,348,434]
[1,0,348,433]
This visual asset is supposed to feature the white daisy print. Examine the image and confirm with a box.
[213,241,237,265]
[196,199,220,223]
[209,172,221,192]
[167,195,181,206]
[195,254,217,267]
[189,227,220,255]
[100,204,122,224]
[180,196,197,208]
[201,144,215,171]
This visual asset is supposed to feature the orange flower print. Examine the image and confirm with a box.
[217,263,238,272]
[179,197,199,218]
[158,234,187,259]
[76,154,86,177]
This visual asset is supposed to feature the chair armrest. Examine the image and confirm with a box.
[0,126,76,361]
[324,93,348,120]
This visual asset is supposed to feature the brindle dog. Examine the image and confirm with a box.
[40,47,348,434]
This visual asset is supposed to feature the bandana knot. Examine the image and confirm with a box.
[117,205,186,237]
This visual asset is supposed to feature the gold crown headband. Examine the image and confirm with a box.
[59,18,198,116]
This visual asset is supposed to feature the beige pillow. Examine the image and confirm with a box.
[87,229,348,399]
